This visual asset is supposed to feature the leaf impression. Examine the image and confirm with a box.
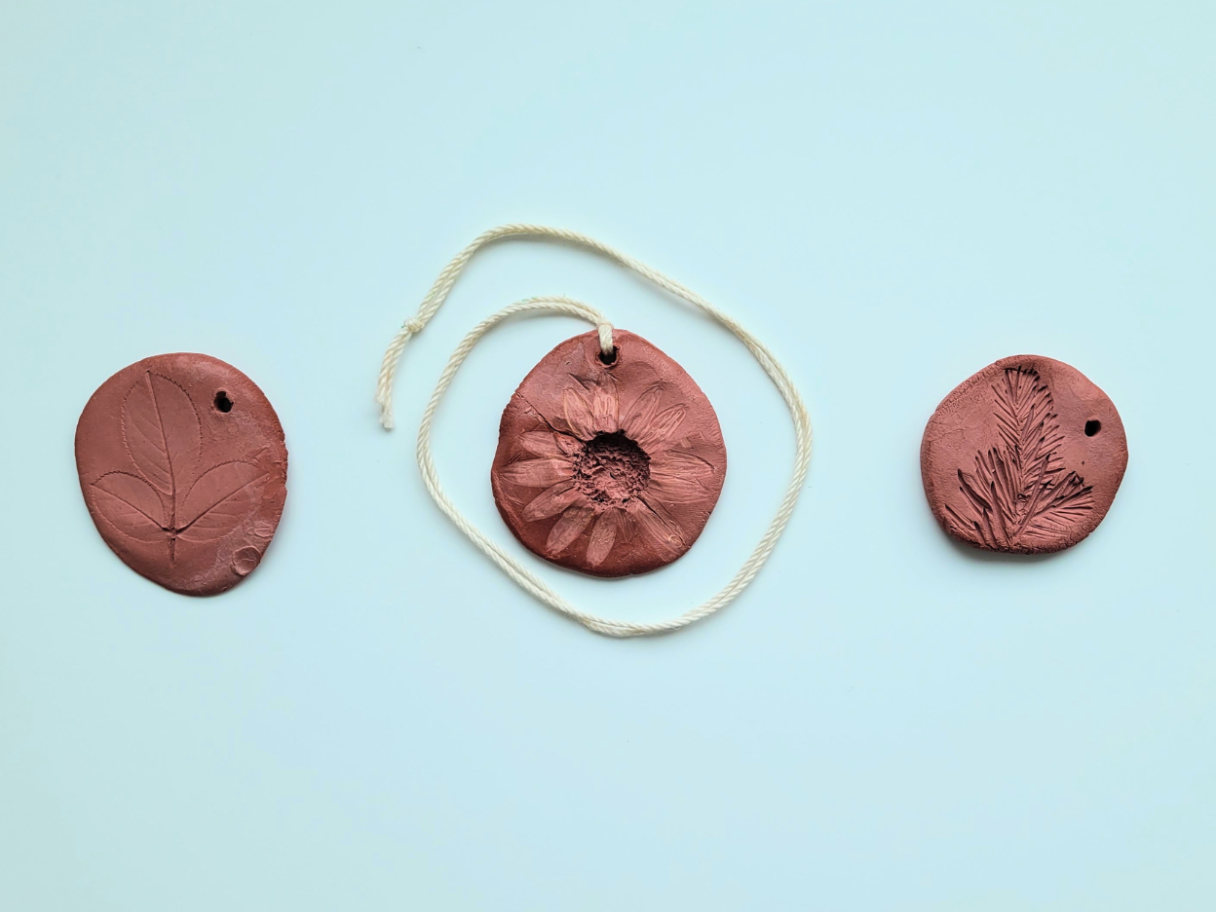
[100,376,267,554]
[177,461,269,543]
[122,371,201,497]
[90,472,167,542]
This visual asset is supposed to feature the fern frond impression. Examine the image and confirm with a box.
[944,367,1094,549]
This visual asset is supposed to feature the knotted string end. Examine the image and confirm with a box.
[376,316,427,432]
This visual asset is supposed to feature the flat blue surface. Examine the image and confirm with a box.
[2,2,1214,909]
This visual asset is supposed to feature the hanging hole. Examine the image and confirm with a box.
[599,346,618,365]
[1084,419,1100,437]
[214,391,234,413]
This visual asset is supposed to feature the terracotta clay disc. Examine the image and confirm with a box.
[921,355,1127,554]
[75,353,288,595]
[491,329,727,577]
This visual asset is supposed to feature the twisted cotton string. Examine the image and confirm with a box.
[376,224,812,637]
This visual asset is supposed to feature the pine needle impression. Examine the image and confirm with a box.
[921,355,1127,554]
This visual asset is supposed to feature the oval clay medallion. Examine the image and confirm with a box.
[921,355,1127,554]
[75,353,288,595]
[491,329,727,577]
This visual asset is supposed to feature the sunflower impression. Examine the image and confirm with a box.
[491,329,727,577]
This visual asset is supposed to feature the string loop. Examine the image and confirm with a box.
[376,224,812,637]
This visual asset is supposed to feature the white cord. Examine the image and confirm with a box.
[376,224,812,637]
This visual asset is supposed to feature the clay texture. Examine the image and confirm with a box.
[491,329,727,577]
[921,355,1127,554]
[75,353,288,595]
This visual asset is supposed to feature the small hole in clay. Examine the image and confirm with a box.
[214,391,234,413]
[1084,419,1100,437]
[599,346,618,365]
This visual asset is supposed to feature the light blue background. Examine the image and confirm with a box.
[2,2,1213,909]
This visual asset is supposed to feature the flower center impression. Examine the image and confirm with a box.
[571,432,650,506]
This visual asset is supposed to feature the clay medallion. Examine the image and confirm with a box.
[75,353,288,595]
[491,329,727,577]
[921,355,1127,554]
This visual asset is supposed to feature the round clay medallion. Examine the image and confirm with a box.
[491,329,727,577]
[921,355,1127,554]
[75,353,288,595]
